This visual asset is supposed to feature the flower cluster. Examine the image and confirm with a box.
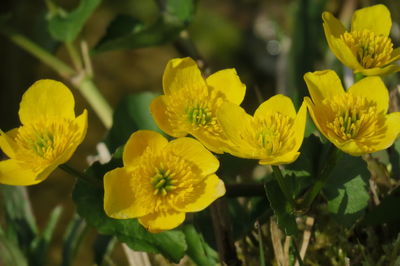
[1,4,400,235]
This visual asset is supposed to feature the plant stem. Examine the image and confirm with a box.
[59,164,101,187]
[272,165,296,209]
[75,78,113,129]
[292,239,304,266]
[81,41,93,77]
[66,42,83,71]
[2,29,113,129]
[301,145,341,209]
[5,30,74,78]
[255,221,266,266]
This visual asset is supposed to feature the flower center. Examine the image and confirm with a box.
[151,168,177,196]
[324,94,380,141]
[14,119,80,167]
[255,113,294,155]
[187,105,212,126]
[341,30,393,68]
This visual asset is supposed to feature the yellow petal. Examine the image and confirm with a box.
[358,64,400,76]
[190,130,227,154]
[304,70,344,103]
[74,109,88,147]
[123,130,168,168]
[254,94,296,120]
[322,12,346,37]
[162,57,206,95]
[166,137,219,176]
[104,167,152,219]
[176,174,225,212]
[217,102,256,157]
[351,4,391,36]
[150,96,187,138]
[36,164,58,183]
[388,48,400,64]
[19,80,75,125]
[0,159,41,185]
[292,101,307,152]
[329,36,363,71]
[336,141,363,156]
[304,97,326,139]
[259,151,300,165]
[45,110,88,169]
[366,112,400,153]
[206,68,246,104]
[348,77,389,113]
[138,209,185,233]
[0,128,18,158]
[322,13,362,70]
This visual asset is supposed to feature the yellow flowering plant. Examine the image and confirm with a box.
[217,95,307,165]
[0,80,87,185]
[323,4,400,76]
[5,1,400,265]
[103,130,225,233]
[151,57,246,154]
[304,70,400,156]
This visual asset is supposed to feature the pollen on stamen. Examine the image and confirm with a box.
[255,113,294,155]
[325,94,381,141]
[151,167,178,196]
[14,119,80,168]
[341,30,393,68]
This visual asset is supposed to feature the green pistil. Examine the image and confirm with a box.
[152,169,176,196]
[341,110,359,137]
[32,132,54,156]
[187,106,211,126]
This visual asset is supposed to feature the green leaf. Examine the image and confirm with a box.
[93,235,116,266]
[162,0,195,21]
[182,224,218,266]
[94,0,195,53]
[61,215,88,266]
[0,185,38,250]
[72,161,187,263]
[284,135,322,197]
[323,154,370,227]
[94,17,179,53]
[47,0,101,42]
[264,181,298,236]
[0,231,28,266]
[30,206,63,266]
[104,92,162,152]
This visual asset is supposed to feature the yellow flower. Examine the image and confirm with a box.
[151,57,246,154]
[304,70,400,156]
[103,130,225,233]
[217,95,307,165]
[323,4,400,76]
[0,80,88,185]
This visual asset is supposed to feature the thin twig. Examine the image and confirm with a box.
[81,40,94,78]
[66,42,83,71]
[270,217,285,266]
[295,216,314,266]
